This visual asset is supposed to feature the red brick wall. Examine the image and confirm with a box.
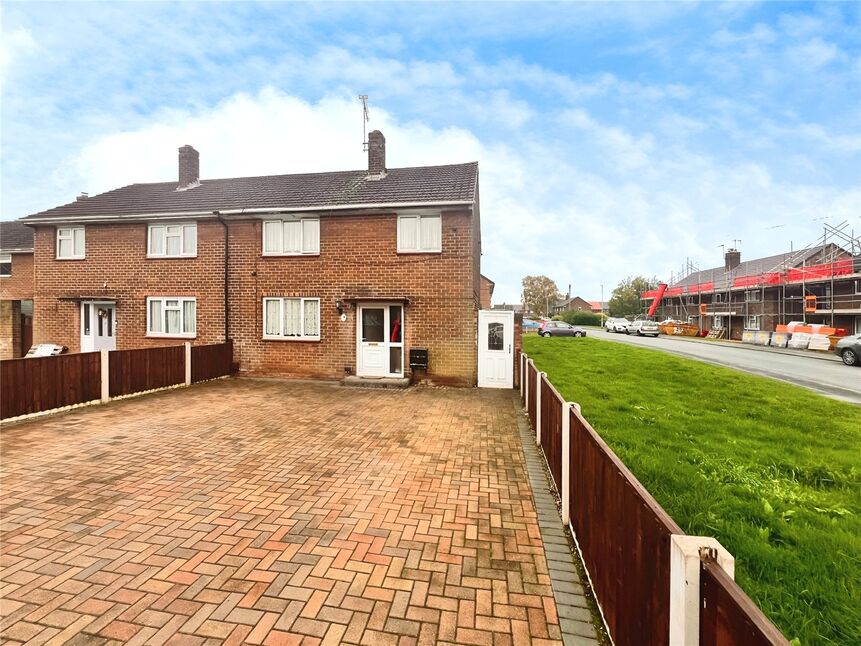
[0,300,22,359]
[32,222,226,352]
[228,210,478,386]
[0,252,34,300]
[480,276,494,310]
[31,211,479,385]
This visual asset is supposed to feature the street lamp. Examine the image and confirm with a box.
[600,283,604,322]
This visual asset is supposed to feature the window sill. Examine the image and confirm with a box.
[261,252,320,257]
[396,250,442,255]
[146,254,198,259]
[262,336,321,342]
[55,256,86,261]
[146,333,197,339]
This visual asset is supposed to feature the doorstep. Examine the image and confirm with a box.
[342,375,411,389]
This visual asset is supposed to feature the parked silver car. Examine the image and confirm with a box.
[834,334,861,366]
[611,318,630,333]
[627,319,659,337]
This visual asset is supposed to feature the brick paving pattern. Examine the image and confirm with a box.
[1,379,566,645]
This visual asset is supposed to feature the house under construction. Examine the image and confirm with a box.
[642,224,861,340]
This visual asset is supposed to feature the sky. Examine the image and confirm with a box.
[1,2,859,303]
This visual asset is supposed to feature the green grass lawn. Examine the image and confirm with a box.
[523,335,861,646]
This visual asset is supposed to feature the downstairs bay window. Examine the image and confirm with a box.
[263,297,320,340]
[147,297,196,337]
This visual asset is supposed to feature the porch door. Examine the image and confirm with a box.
[478,310,514,388]
[357,304,404,377]
[81,302,116,352]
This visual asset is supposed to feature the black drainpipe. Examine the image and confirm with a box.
[215,211,229,342]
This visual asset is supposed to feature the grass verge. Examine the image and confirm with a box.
[523,335,860,646]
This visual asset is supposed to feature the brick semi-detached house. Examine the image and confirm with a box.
[21,132,489,386]
[0,220,35,358]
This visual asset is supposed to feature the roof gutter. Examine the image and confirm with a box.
[21,199,475,224]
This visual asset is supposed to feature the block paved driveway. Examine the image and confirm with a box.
[1,379,569,645]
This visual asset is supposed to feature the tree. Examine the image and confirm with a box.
[608,275,658,318]
[521,275,561,317]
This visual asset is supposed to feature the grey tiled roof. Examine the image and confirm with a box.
[671,245,834,290]
[0,220,34,250]
[22,163,479,221]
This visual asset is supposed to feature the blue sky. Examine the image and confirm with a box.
[2,2,859,303]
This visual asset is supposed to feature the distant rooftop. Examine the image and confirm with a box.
[0,220,34,251]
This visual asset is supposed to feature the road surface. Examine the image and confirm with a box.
[592,329,861,405]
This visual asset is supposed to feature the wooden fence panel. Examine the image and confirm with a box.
[568,406,684,646]
[191,341,233,383]
[1,353,101,419]
[539,377,563,492]
[109,346,184,397]
[526,362,537,425]
[700,559,789,646]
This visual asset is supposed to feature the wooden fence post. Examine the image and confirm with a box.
[561,401,572,524]
[100,349,110,403]
[535,372,546,445]
[669,535,735,645]
[184,342,192,386]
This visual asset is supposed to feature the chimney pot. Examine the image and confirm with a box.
[76,192,89,201]
[367,130,386,177]
[725,249,741,272]
[177,145,200,190]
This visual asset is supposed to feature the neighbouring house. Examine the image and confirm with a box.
[20,132,491,386]
[643,246,861,339]
[0,220,35,359]
[480,274,495,309]
[552,295,593,315]
[587,301,606,314]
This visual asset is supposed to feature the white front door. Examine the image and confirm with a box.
[81,302,116,352]
[357,304,404,377]
[478,310,514,388]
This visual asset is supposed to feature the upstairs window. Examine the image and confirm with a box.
[263,297,320,340]
[398,214,441,253]
[147,297,196,337]
[0,254,10,277]
[263,219,320,255]
[57,227,85,259]
[148,223,197,257]
[745,290,761,302]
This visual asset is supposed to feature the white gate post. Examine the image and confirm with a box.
[524,358,531,411]
[520,353,525,399]
[535,372,546,445]
[669,535,734,646]
[184,342,192,386]
[561,401,572,524]
[100,349,110,403]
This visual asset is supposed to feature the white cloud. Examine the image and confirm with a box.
[0,26,37,83]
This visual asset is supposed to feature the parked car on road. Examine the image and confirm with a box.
[540,321,587,337]
[627,320,659,337]
[834,334,861,366]
[604,317,628,333]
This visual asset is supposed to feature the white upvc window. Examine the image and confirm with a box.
[746,315,761,330]
[147,297,197,337]
[262,219,320,256]
[714,315,724,328]
[57,227,85,259]
[263,297,320,340]
[714,293,723,303]
[745,290,761,302]
[397,214,441,253]
[0,253,11,277]
[148,223,197,257]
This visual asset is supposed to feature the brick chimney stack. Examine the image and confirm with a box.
[725,249,741,272]
[367,130,386,177]
[177,145,200,190]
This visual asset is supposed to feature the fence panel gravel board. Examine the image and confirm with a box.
[700,558,789,646]
[191,341,233,383]
[1,353,101,419]
[109,345,185,398]
[568,406,683,646]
